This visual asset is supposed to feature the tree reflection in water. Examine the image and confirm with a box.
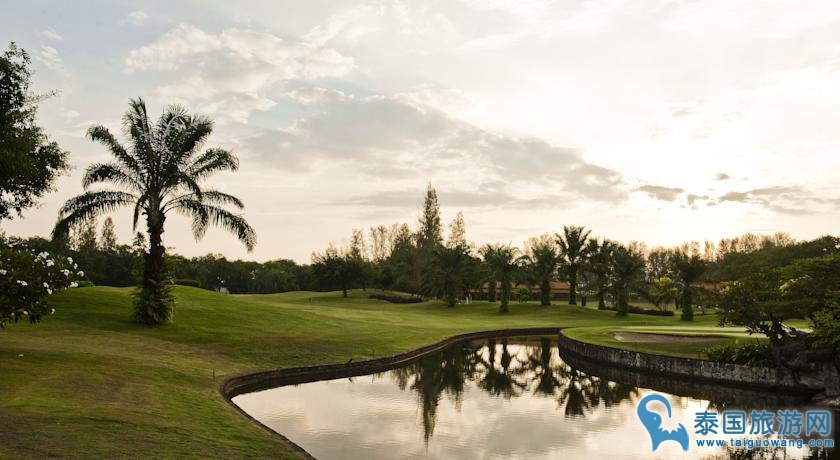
[390,337,638,442]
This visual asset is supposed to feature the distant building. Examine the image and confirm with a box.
[469,281,570,300]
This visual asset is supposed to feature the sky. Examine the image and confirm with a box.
[2,0,839,263]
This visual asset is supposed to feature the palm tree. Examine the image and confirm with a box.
[609,244,645,316]
[584,238,615,309]
[672,252,708,321]
[480,243,521,313]
[53,98,255,324]
[524,235,560,306]
[424,243,472,307]
[556,225,591,305]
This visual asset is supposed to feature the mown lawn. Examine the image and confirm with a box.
[1,286,742,458]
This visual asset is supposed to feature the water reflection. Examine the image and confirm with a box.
[395,337,641,439]
[234,338,834,460]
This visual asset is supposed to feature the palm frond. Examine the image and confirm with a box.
[123,98,155,171]
[170,200,256,250]
[82,162,142,191]
[163,190,244,212]
[87,125,143,179]
[53,190,137,240]
[172,114,213,164]
[187,148,239,180]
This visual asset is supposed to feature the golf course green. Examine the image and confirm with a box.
[2,286,744,458]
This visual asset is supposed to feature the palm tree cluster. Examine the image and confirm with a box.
[53,99,255,324]
[424,224,708,318]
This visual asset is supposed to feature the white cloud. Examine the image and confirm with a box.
[303,4,382,46]
[125,24,354,122]
[124,10,148,26]
[40,28,62,41]
[62,109,80,121]
[636,185,684,202]
[242,92,626,207]
[36,45,63,72]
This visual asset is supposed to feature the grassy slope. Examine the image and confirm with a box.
[1,286,736,459]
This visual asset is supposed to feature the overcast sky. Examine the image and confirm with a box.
[2,0,839,262]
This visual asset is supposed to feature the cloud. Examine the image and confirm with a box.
[40,28,62,41]
[303,4,382,46]
[241,91,626,207]
[341,184,570,210]
[715,172,730,181]
[636,185,684,202]
[36,45,63,72]
[713,186,840,215]
[125,24,354,122]
[124,10,148,26]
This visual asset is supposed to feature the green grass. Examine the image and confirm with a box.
[1,286,747,458]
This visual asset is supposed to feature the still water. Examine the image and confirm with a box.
[233,337,833,459]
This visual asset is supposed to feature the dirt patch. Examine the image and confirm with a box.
[611,332,726,343]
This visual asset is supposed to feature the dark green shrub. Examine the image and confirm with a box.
[704,340,774,367]
[173,279,201,288]
[75,280,94,288]
[627,305,675,316]
[607,305,674,316]
[369,293,423,304]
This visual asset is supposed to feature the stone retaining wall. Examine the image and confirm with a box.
[557,331,821,393]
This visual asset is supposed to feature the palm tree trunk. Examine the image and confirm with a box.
[597,290,606,310]
[616,289,629,316]
[487,281,497,302]
[568,266,577,305]
[500,277,510,313]
[680,288,693,321]
[540,279,551,306]
[134,213,173,325]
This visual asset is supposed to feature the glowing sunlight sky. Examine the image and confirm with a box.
[2,0,839,262]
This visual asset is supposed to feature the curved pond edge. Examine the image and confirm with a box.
[557,330,823,395]
[219,327,561,458]
[220,327,834,458]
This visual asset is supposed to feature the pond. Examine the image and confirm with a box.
[233,337,834,459]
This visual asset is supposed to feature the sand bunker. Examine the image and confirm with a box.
[611,332,726,343]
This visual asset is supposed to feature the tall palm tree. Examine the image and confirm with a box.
[609,244,645,316]
[480,243,521,313]
[584,239,615,310]
[672,252,708,321]
[524,235,560,306]
[53,98,255,324]
[424,243,472,307]
[556,225,591,305]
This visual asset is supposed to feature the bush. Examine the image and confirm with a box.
[516,286,531,303]
[0,249,82,327]
[369,293,423,304]
[172,279,201,288]
[75,280,95,288]
[704,340,774,367]
[628,306,675,316]
[608,305,675,316]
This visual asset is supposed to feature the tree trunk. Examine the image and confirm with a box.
[445,287,456,308]
[597,288,606,310]
[540,279,551,306]
[500,277,510,313]
[615,289,629,316]
[568,266,577,305]
[680,288,693,321]
[134,212,173,325]
[487,281,497,302]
